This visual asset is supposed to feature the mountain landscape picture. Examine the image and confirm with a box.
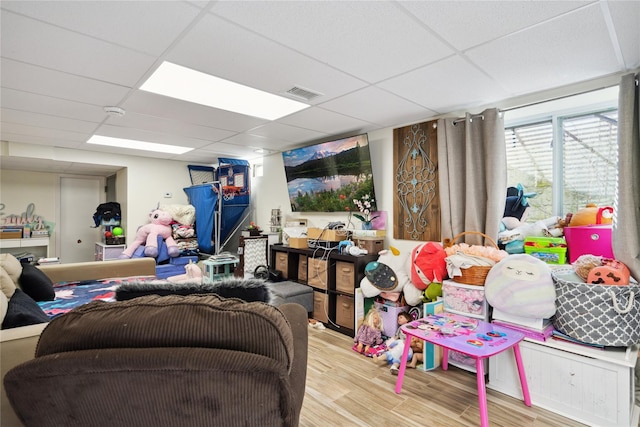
[282,134,376,212]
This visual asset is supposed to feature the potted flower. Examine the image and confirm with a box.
[352,194,378,230]
[247,221,262,236]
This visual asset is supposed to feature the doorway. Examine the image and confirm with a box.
[59,176,103,263]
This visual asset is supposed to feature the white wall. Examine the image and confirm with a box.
[254,126,419,256]
[1,142,202,255]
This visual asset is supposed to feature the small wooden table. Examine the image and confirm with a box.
[395,312,531,427]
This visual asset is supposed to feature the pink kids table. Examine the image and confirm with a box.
[395,312,531,427]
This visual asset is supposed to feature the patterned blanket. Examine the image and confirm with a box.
[38,275,156,319]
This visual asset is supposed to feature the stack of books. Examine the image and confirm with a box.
[0,225,23,239]
[491,309,554,342]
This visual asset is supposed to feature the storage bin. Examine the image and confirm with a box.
[524,236,567,264]
[274,251,289,279]
[564,225,613,263]
[336,295,355,329]
[335,261,355,294]
[442,280,487,318]
[374,301,410,338]
[355,237,383,254]
[308,258,327,289]
[297,255,307,282]
[313,291,328,322]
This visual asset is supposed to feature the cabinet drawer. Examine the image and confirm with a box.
[442,280,487,318]
[307,258,327,289]
[274,252,289,279]
[336,295,355,329]
[313,291,328,323]
[298,255,308,282]
[335,261,354,294]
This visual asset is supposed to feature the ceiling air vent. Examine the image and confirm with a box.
[285,86,323,101]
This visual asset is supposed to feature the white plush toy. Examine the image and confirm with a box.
[359,247,424,306]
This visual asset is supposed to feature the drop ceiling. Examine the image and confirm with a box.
[1,1,638,176]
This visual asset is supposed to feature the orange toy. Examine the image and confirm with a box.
[568,203,613,227]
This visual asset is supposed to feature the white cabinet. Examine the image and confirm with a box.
[0,238,50,258]
[94,242,126,261]
[488,338,638,427]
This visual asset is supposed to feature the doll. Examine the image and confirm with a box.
[353,308,384,355]
[407,336,424,369]
[395,311,412,341]
[373,311,414,374]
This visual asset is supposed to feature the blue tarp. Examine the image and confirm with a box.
[183,184,217,254]
[184,160,250,254]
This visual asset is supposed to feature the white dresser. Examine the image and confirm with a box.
[488,338,639,426]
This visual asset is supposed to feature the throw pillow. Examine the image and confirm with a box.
[1,289,50,329]
[18,263,55,302]
[116,277,272,304]
[0,254,21,298]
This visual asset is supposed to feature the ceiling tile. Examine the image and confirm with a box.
[278,107,371,136]
[466,4,621,95]
[607,1,640,69]
[1,108,99,134]
[122,91,268,133]
[1,88,107,123]
[318,86,438,128]
[168,14,367,103]
[1,59,131,106]
[401,1,591,51]
[0,1,203,55]
[210,1,454,83]
[103,111,236,143]
[246,122,326,143]
[380,55,510,113]
[1,12,156,86]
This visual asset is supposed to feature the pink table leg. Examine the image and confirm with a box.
[442,347,449,370]
[475,357,489,427]
[512,343,532,406]
[394,335,413,394]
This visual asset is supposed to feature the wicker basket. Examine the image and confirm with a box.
[443,231,498,286]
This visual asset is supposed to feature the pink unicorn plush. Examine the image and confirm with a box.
[119,209,179,259]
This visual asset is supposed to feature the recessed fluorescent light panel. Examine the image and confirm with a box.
[87,135,193,154]
[140,62,309,120]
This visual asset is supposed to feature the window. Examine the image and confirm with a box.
[503,88,618,221]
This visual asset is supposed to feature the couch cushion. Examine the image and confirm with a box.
[19,263,55,301]
[0,254,20,299]
[36,294,294,372]
[1,289,50,329]
[115,277,272,303]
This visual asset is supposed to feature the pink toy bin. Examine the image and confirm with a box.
[564,225,613,263]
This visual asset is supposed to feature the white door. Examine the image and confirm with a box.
[60,177,103,263]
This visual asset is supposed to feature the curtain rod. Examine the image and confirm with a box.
[452,114,484,125]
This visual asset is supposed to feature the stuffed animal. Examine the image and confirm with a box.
[485,254,556,318]
[568,203,613,227]
[410,242,447,290]
[120,209,179,259]
[359,248,423,306]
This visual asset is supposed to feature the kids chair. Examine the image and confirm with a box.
[4,294,308,427]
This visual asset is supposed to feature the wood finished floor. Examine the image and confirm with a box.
[301,327,588,427]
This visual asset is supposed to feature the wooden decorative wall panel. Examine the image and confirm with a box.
[393,120,440,241]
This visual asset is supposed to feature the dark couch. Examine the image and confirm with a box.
[4,293,308,427]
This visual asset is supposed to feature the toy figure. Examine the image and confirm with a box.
[395,311,412,341]
[374,311,413,374]
[353,308,384,355]
[119,209,179,259]
[407,336,424,369]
